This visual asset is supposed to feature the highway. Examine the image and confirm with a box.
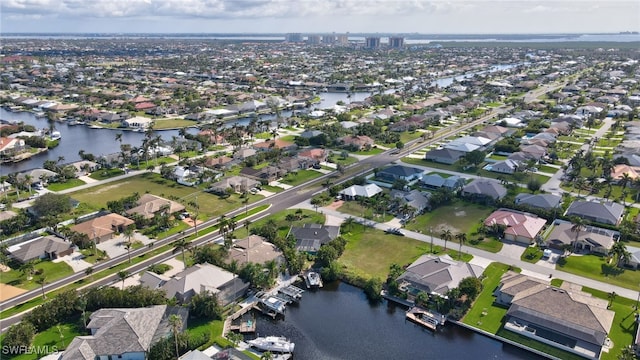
[0,81,565,330]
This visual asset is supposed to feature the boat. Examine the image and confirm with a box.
[247,336,295,353]
[50,131,62,140]
[34,111,46,118]
[305,271,323,288]
[405,307,446,331]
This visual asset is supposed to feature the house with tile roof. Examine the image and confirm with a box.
[565,200,624,226]
[62,305,188,360]
[339,183,383,200]
[226,235,284,267]
[396,254,483,298]
[70,213,135,244]
[7,235,74,264]
[545,220,617,255]
[126,194,185,220]
[497,272,614,360]
[484,209,547,244]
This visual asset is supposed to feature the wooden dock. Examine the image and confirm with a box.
[228,313,256,333]
[406,307,446,331]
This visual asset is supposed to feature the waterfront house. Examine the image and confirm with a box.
[289,223,340,253]
[0,136,26,156]
[122,116,154,129]
[497,272,614,360]
[545,220,616,255]
[17,168,58,185]
[565,200,624,226]
[461,179,507,202]
[62,305,188,360]
[226,235,284,267]
[7,235,74,264]
[484,209,547,245]
[396,254,483,298]
[70,213,135,244]
[339,183,383,201]
[126,194,185,220]
[70,160,100,176]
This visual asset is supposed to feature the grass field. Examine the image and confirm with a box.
[230,208,325,239]
[462,262,512,333]
[337,201,395,222]
[88,168,125,180]
[521,246,544,263]
[352,147,385,155]
[328,155,359,166]
[46,178,86,191]
[1,260,74,290]
[9,321,82,360]
[556,254,640,291]
[280,169,323,186]
[70,172,262,218]
[152,118,198,129]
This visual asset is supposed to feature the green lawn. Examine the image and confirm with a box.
[352,147,384,155]
[280,169,323,186]
[260,185,283,193]
[327,155,359,166]
[88,168,125,180]
[556,254,640,291]
[152,118,198,129]
[338,226,431,280]
[280,135,296,142]
[231,209,325,239]
[462,263,513,333]
[9,321,82,360]
[336,201,395,222]
[70,172,262,218]
[520,246,543,263]
[1,260,74,290]
[46,179,86,191]
[538,165,560,174]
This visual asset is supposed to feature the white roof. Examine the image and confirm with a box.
[339,183,383,198]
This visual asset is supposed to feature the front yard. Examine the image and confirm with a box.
[556,254,640,291]
[1,260,74,291]
[280,169,324,186]
[336,200,395,222]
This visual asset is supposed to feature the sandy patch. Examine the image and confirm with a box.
[182,218,203,227]
[0,264,11,272]
[93,182,128,194]
[454,211,467,217]
[0,283,27,301]
[433,223,460,233]
[326,200,344,211]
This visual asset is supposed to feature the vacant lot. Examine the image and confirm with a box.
[70,172,263,218]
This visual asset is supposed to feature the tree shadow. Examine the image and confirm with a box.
[601,263,624,277]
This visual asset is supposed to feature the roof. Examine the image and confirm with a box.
[253,138,295,150]
[565,200,624,225]
[62,305,183,360]
[161,263,237,300]
[126,194,186,219]
[508,286,614,346]
[514,193,562,210]
[339,183,383,198]
[484,209,547,240]
[546,222,616,250]
[290,224,340,252]
[390,189,431,211]
[378,165,423,179]
[8,235,72,262]
[425,148,466,162]
[611,164,640,180]
[397,254,483,295]
[227,235,283,266]
[70,213,134,239]
[462,179,507,200]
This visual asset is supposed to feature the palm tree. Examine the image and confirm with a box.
[36,273,47,299]
[261,351,274,360]
[244,219,252,237]
[343,217,356,232]
[84,266,94,279]
[123,225,135,263]
[20,260,36,280]
[117,270,130,290]
[570,217,585,253]
[609,241,631,266]
[168,314,183,359]
[441,229,452,251]
[455,232,467,260]
[607,291,617,308]
[173,238,191,266]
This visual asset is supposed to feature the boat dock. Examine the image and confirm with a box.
[304,271,323,289]
[406,307,446,331]
[278,285,305,302]
[254,293,288,318]
[228,313,256,333]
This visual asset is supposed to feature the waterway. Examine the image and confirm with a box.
[251,281,544,360]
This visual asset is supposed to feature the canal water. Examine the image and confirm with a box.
[252,281,544,360]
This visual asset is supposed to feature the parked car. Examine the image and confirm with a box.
[385,228,405,236]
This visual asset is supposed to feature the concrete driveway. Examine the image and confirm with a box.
[97,233,154,258]
[496,241,527,260]
[53,251,92,273]
[535,248,563,269]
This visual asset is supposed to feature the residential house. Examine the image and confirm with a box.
[445,136,492,152]
[514,193,562,210]
[277,157,305,172]
[420,174,466,190]
[172,166,199,186]
[204,156,234,170]
[565,200,624,226]
[519,145,547,160]
[299,130,324,139]
[289,223,340,253]
[233,148,257,160]
[17,168,58,185]
[298,148,328,165]
[7,235,74,263]
[611,164,640,181]
[0,137,26,156]
[489,159,520,174]
[461,179,507,201]
[142,263,248,305]
[126,194,186,220]
[62,305,189,360]
[621,245,640,270]
[390,189,431,218]
[253,139,296,152]
[339,183,383,201]
[376,165,424,183]
[425,148,466,165]
[338,135,374,150]
[70,160,100,177]
[614,153,640,167]
[484,209,547,245]
[545,220,616,254]
[239,166,283,183]
[210,176,259,194]
[226,235,284,267]
[122,116,154,129]
[497,272,614,360]
[70,213,135,244]
[396,254,483,298]
[494,271,547,306]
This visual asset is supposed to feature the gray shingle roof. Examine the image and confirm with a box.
[565,200,624,225]
[291,224,340,252]
[515,193,562,210]
[462,179,507,200]
[397,254,483,295]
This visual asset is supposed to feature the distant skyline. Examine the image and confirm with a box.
[1,0,639,35]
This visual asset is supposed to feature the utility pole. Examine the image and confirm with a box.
[193,195,199,237]
[430,227,433,253]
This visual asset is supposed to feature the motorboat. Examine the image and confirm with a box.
[306,271,322,287]
[248,336,295,353]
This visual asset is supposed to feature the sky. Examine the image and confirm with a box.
[1,0,639,34]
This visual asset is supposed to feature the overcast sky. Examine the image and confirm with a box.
[1,0,639,34]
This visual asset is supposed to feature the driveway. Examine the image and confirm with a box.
[53,251,92,273]
[496,241,527,260]
[535,248,563,270]
[324,214,344,227]
[97,233,154,259]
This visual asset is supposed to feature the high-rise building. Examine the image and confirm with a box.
[285,33,303,42]
[388,37,405,48]
[365,37,381,49]
[307,35,322,45]
[322,34,336,44]
[336,34,349,45]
